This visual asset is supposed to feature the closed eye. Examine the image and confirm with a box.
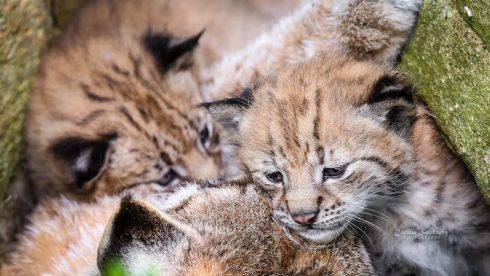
[157,169,180,186]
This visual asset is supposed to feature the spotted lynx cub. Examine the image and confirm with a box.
[98,181,375,275]
[205,33,490,276]
[1,180,375,275]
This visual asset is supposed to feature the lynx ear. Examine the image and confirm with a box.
[144,30,204,72]
[97,197,202,274]
[200,88,253,144]
[360,74,417,138]
[51,133,116,192]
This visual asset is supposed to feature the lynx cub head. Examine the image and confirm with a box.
[204,57,418,243]
[25,28,222,198]
[97,183,374,275]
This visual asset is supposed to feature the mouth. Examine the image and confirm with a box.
[297,225,347,243]
[284,220,349,243]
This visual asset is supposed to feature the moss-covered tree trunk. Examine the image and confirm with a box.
[0,0,86,260]
[401,0,490,201]
[0,0,51,204]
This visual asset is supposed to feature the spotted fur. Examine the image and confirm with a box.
[0,180,376,275]
[24,0,226,202]
[205,56,490,275]
[2,0,304,262]
[1,0,430,272]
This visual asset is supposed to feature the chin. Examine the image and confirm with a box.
[296,225,347,243]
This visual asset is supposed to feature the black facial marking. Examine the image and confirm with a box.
[144,30,204,72]
[51,132,117,189]
[119,107,143,132]
[200,87,255,110]
[358,156,389,168]
[159,152,173,165]
[76,109,106,126]
[81,84,113,102]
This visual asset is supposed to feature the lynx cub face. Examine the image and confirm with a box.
[24,0,225,199]
[205,57,417,243]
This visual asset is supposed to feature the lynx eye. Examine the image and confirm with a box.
[265,171,284,183]
[322,166,346,181]
[158,169,179,186]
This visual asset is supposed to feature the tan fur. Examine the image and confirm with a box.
[208,55,490,274]
[21,0,303,201]
[3,0,424,272]
[2,0,302,263]
[201,0,421,100]
[2,181,375,275]
[1,195,117,275]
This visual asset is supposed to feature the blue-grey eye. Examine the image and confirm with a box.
[266,171,283,183]
[322,166,346,180]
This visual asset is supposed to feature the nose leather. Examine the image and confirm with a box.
[291,210,319,225]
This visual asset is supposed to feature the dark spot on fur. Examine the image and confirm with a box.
[317,196,323,205]
[317,146,325,164]
[111,63,130,76]
[160,152,173,165]
[298,97,309,116]
[313,89,321,140]
[137,106,150,122]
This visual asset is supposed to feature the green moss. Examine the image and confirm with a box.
[400,0,490,201]
[453,0,490,48]
[0,0,51,200]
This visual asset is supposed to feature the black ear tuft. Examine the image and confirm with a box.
[144,30,204,72]
[199,88,254,143]
[97,197,184,273]
[368,74,414,104]
[362,74,417,138]
[51,133,116,191]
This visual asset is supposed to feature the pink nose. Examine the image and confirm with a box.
[292,211,318,225]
